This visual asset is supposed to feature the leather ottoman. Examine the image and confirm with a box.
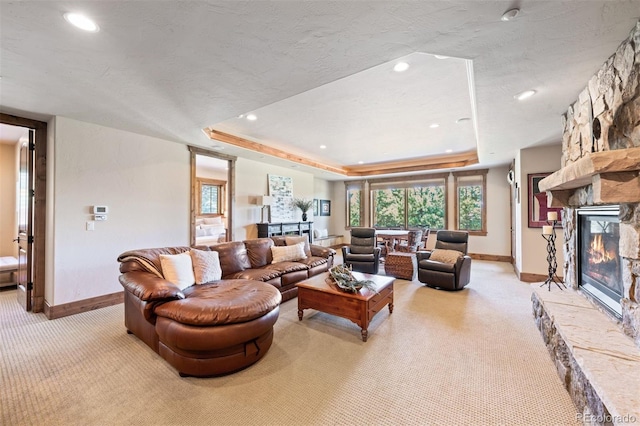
[154,279,281,377]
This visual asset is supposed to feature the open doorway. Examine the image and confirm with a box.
[0,114,47,312]
[189,147,236,246]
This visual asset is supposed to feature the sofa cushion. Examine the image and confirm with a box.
[285,235,311,258]
[155,279,282,326]
[118,246,191,276]
[190,249,222,284]
[271,243,306,263]
[296,256,328,268]
[224,268,283,285]
[264,261,309,274]
[419,259,456,273]
[159,253,195,290]
[244,238,274,268]
[209,241,252,275]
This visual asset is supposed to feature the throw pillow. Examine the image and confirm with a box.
[203,216,223,225]
[190,249,222,284]
[313,229,321,238]
[285,235,311,257]
[429,249,463,264]
[271,242,307,263]
[159,253,195,290]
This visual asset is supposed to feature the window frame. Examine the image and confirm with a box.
[344,180,365,229]
[453,169,488,236]
[368,173,448,230]
[197,177,226,216]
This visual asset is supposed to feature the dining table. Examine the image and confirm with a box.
[374,229,409,254]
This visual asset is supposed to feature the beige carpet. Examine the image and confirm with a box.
[1,261,579,425]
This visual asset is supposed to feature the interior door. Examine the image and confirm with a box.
[16,130,34,311]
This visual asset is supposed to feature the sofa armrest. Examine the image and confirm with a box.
[310,245,336,258]
[119,271,185,302]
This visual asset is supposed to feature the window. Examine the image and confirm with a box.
[345,181,364,228]
[370,175,447,230]
[454,170,487,235]
[198,178,225,215]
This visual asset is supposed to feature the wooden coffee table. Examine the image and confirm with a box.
[297,272,394,342]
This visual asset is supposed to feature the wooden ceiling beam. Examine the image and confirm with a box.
[203,128,479,177]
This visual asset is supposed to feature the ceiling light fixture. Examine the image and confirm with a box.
[501,8,520,22]
[358,161,364,165]
[319,145,327,149]
[246,114,257,121]
[445,149,453,153]
[63,12,100,32]
[456,117,470,123]
[429,123,440,129]
[514,90,536,101]
[393,62,409,72]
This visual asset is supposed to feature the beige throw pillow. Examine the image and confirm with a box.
[285,235,311,257]
[190,249,222,284]
[429,249,463,264]
[159,253,195,290]
[271,242,307,263]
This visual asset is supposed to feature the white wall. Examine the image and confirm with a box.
[49,117,190,305]
[0,143,18,257]
[514,144,564,277]
[234,158,317,241]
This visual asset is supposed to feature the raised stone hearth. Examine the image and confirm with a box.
[532,287,639,424]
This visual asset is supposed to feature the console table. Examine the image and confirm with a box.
[257,222,314,243]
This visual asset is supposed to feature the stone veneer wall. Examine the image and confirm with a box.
[560,21,640,348]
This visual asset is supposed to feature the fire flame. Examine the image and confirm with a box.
[589,234,614,264]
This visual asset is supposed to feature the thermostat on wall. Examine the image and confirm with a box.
[93,205,109,214]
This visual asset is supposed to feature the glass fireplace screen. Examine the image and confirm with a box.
[578,206,622,318]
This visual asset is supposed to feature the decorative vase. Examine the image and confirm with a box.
[302,213,308,222]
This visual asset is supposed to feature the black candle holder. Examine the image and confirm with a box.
[541,220,566,291]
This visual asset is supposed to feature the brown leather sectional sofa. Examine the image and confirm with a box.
[117,237,335,377]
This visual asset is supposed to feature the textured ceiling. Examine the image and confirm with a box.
[1,1,638,179]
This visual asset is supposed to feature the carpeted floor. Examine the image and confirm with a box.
[1,260,579,425]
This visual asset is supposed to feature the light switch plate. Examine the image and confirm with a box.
[86,221,95,231]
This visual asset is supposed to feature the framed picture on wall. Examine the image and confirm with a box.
[320,199,331,216]
[528,173,562,228]
[313,199,319,216]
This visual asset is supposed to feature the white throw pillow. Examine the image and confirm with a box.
[203,216,223,225]
[320,229,328,238]
[159,253,195,290]
[190,249,222,284]
[313,229,321,238]
[271,242,307,263]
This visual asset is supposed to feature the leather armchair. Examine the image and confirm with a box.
[342,227,381,274]
[416,230,471,290]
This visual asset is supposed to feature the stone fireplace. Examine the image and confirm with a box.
[531,21,640,424]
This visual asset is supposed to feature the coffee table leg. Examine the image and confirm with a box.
[361,328,368,342]
[298,309,303,321]
[388,302,394,314]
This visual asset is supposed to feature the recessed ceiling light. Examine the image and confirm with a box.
[358,161,364,165]
[429,123,440,129]
[434,55,449,60]
[319,145,327,149]
[393,62,409,72]
[501,8,520,22]
[246,114,257,121]
[456,117,470,123]
[237,114,244,119]
[64,12,99,32]
[514,90,536,101]
[445,149,453,153]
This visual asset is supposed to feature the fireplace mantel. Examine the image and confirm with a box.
[538,147,640,207]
